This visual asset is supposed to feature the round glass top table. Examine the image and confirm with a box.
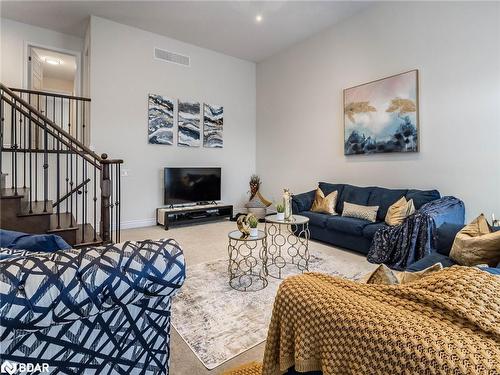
[264,214,310,279]
[227,230,268,292]
[265,214,310,225]
[228,230,266,241]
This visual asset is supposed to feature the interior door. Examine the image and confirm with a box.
[29,47,44,148]
[29,48,43,91]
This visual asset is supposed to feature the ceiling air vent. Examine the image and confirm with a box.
[154,48,190,67]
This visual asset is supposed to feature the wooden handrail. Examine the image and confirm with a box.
[10,87,91,102]
[100,153,124,164]
[53,178,91,208]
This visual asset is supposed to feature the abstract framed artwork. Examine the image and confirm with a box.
[344,70,419,155]
[178,100,201,147]
[203,104,223,148]
[148,94,174,145]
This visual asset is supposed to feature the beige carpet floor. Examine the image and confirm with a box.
[121,220,375,374]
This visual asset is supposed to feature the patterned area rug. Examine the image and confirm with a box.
[171,249,375,370]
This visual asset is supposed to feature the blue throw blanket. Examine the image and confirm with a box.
[367,196,464,270]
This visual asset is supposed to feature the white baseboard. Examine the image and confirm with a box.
[119,218,157,229]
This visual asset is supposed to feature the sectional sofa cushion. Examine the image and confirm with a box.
[316,184,439,214]
[292,190,316,212]
[318,182,345,197]
[367,187,408,221]
[337,185,372,213]
[435,223,464,255]
[362,222,387,239]
[300,211,329,228]
[326,216,370,236]
[0,229,70,254]
[405,189,441,209]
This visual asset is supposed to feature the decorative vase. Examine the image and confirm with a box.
[250,227,259,237]
[236,215,250,236]
[283,189,293,221]
[276,212,285,221]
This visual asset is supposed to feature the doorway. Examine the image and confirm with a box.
[28,47,78,95]
[26,45,85,144]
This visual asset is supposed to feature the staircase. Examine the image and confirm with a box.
[0,84,122,247]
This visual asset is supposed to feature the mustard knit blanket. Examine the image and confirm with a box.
[225,267,500,375]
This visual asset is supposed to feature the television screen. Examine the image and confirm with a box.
[164,167,221,205]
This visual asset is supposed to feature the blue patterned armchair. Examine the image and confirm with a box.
[0,239,185,374]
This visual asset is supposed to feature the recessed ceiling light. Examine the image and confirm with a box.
[44,57,61,65]
[255,14,263,23]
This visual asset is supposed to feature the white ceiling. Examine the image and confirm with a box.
[33,48,77,81]
[1,1,371,62]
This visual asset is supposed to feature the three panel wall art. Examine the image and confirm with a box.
[148,94,223,148]
[178,100,201,147]
[344,69,419,155]
[148,94,175,145]
[203,104,223,148]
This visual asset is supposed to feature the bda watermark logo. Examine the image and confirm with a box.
[0,361,16,375]
[1,361,49,374]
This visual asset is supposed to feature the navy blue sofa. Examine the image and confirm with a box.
[292,182,464,255]
[407,223,500,275]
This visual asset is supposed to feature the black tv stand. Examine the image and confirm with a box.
[156,204,233,230]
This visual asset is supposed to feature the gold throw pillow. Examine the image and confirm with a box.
[311,188,338,215]
[397,263,443,284]
[342,202,378,222]
[450,214,500,267]
[385,197,416,226]
[361,264,399,285]
[359,263,443,285]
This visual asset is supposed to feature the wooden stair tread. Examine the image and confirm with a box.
[0,188,30,199]
[18,200,53,216]
[48,215,102,247]
[73,224,102,247]
[48,213,78,232]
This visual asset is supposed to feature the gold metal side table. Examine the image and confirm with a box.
[227,230,268,292]
[264,214,310,279]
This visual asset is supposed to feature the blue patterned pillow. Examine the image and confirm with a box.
[0,229,70,255]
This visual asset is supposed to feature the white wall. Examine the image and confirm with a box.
[42,77,74,94]
[0,18,83,88]
[89,16,256,227]
[256,2,500,220]
[0,19,84,201]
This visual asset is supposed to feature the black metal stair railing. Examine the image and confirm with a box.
[0,83,122,244]
[10,87,91,148]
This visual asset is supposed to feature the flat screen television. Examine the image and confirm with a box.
[164,167,221,205]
